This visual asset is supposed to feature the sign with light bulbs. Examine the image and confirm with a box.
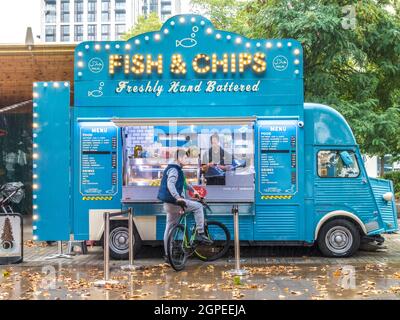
[108,52,267,76]
[73,14,303,107]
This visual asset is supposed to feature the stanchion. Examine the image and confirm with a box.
[94,212,119,287]
[44,241,73,260]
[121,208,144,271]
[228,205,248,276]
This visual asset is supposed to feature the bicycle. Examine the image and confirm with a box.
[166,197,231,271]
[0,182,25,214]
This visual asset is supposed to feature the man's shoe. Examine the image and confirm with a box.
[163,255,169,263]
[196,233,213,245]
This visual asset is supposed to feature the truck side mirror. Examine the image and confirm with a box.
[339,151,353,167]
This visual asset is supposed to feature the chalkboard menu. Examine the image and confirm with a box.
[258,120,297,196]
[79,123,118,196]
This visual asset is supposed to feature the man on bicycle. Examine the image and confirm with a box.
[158,148,213,259]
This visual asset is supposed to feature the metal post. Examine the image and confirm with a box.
[228,205,248,276]
[121,208,144,271]
[44,240,72,260]
[104,211,110,281]
[94,212,118,286]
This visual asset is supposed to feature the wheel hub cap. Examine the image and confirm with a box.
[325,226,353,254]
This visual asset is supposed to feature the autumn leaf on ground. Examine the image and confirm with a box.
[390,286,400,294]
[232,289,244,299]
[2,270,10,278]
[332,269,342,277]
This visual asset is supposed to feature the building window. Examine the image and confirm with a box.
[88,0,97,22]
[60,25,70,42]
[74,25,83,42]
[45,0,56,23]
[101,0,110,22]
[115,24,126,39]
[317,150,360,178]
[101,24,110,40]
[150,0,158,13]
[88,24,97,40]
[74,0,83,23]
[115,11,126,22]
[45,25,56,42]
[115,0,126,11]
[161,0,172,21]
[61,0,70,23]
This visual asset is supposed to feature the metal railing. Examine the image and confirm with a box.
[94,208,143,287]
[228,204,248,276]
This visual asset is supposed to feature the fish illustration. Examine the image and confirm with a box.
[176,38,197,48]
[88,89,103,98]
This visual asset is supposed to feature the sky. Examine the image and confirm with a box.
[0,0,41,44]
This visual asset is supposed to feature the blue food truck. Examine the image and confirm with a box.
[32,14,398,259]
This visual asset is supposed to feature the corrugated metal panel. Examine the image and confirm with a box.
[315,179,377,222]
[254,206,298,240]
[370,178,398,232]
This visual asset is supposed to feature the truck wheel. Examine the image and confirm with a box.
[317,219,360,257]
[101,220,142,260]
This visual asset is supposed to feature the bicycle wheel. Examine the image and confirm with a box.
[194,221,230,262]
[167,224,189,271]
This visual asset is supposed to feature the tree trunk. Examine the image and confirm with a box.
[380,156,385,177]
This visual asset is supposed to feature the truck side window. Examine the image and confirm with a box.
[317,150,360,178]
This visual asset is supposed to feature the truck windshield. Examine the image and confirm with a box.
[317,150,360,178]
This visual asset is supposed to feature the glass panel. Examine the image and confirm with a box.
[45,25,56,42]
[74,25,83,42]
[115,24,125,38]
[45,1,56,23]
[115,0,126,11]
[0,107,33,216]
[102,12,110,22]
[318,150,360,178]
[150,0,158,12]
[115,11,126,22]
[60,25,70,42]
[101,24,110,40]
[87,0,97,22]
[74,0,83,22]
[123,124,254,189]
[101,0,110,11]
[61,1,70,23]
[88,13,96,22]
[87,24,97,40]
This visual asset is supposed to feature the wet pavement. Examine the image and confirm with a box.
[0,219,399,300]
[1,260,400,300]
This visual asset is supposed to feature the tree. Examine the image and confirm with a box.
[197,0,400,176]
[122,13,162,40]
[1,217,14,249]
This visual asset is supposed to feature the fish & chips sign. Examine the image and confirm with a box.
[74,14,302,101]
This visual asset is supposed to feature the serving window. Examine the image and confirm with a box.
[120,120,255,202]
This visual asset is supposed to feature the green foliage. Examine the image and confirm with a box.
[195,0,400,159]
[122,13,162,40]
[383,171,400,198]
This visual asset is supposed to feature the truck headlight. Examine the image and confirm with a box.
[382,192,393,202]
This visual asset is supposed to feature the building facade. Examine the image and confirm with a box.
[40,0,183,43]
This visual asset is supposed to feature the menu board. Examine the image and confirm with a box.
[258,120,297,195]
[79,123,118,196]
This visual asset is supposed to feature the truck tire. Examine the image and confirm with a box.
[101,220,142,260]
[317,218,360,257]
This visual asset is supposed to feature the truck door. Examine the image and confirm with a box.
[254,118,305,241]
